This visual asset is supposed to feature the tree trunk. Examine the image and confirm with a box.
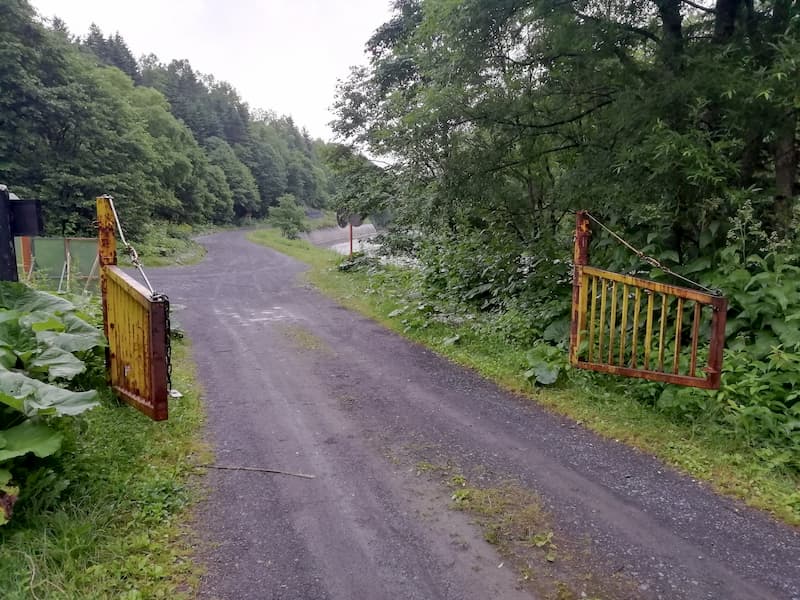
[713,0,743,42]
[654,0,684,71]
[771,111,797,236]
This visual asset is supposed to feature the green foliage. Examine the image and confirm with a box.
[320,143,396,226]
[1,2,334,237]
[0,340,208,598]
[269,194,309,239]
[204,136,260,219]
[130,221,208,267]
[326,0,800,485]
[524,344,568,386]
[0,283,104,525]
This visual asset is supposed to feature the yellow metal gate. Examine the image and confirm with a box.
[97,196,169,420]
[569,211,727,389]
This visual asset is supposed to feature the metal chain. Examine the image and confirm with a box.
[106,197,173,390]
[152,293,172,392]
[585,212,721,296]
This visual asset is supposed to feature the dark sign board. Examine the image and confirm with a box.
[10,199,44,236]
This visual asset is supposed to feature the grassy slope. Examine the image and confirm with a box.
[0,340,209,599]
[248,228,799,527]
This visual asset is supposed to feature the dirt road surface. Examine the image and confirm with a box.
[148,230,799,600]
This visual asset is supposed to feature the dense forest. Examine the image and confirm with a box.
[0,0,333,237]
[331,0,800,465]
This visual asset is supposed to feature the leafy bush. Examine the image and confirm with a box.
[0,283,105,524]
[524,343,569,386]
[269,194,309,239]
[618,212,800,471]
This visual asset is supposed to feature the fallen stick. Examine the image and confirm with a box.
[201,464,315,479]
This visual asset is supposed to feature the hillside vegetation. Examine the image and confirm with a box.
[1,0,333,239]
[327,0,800,504]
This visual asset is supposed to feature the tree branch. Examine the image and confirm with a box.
[479,99,615,131]
[680,0,716,13]
[573,10,661,43]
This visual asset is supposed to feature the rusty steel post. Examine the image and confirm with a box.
[706,295,728,389]
[97,196,116,379]
[96,196,117,269]
[569,211,591,365]
[97,196,117,326]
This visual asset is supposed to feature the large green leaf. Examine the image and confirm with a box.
[29,347,87,380]
[36,329,105,353]
[524,364,560,385]
[0,347,16,370]
[543,319,570,343]
[0,369,99,417]
[0,420,63,462]
[35,311,106,354]
[0,283,75,314]
[63,313,104,336]
[0,319,37,363]
[20,311,66,333]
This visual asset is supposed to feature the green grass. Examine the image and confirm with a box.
[248,228,342,267]
[126,222,208,268]
[304,210,339,231]
[0,340,210,599]
[445,475,632,599]
[248,227,800,527]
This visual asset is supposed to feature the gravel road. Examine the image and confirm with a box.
[148,230,799,600]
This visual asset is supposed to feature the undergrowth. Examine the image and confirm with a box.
[0,340,209,598]
[124,221,208,268]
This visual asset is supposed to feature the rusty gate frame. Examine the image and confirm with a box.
[569,211,727,389]
[97,196,169,420]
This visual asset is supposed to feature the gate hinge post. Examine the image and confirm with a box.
[570,211,592,365]
[96,196,116,383]
[96,195,117,268]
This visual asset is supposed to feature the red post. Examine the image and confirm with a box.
[569,211,591,365]
[20,236,32,277]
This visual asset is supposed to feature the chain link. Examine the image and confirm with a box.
[152,293,172,392]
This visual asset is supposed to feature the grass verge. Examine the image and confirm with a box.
[126,222,208,268]
[247,227,800,527]
[0,339,210,599]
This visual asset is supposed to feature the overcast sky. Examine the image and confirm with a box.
[31,0,393,140]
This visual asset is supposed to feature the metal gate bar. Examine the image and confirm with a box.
[569,212,727,389]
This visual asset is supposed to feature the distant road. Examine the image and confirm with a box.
[303,223,376,247]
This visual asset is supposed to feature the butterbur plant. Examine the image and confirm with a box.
[0,282,105,525]
[524,343,569,386]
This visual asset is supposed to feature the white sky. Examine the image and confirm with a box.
[31,0,393,140]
